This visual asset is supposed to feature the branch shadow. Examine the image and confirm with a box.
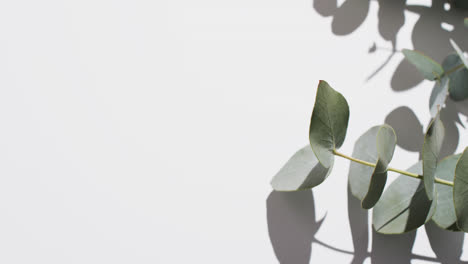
[267,185,466,263]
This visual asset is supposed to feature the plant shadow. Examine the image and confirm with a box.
[313,0,468,91]
[266,1,468,263]
[267,187,467,263]
[266,190,323,264]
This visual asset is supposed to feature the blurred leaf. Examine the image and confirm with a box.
[432,154,461,231]
[465,18,468,28]
[271,146,332,191]
[348,126,379,201]
[429,77,449,117]
[309,80,349,168]
[422,112,445,200]
[402,49,444,80]
[373,162,436,234]
[442,53,468,101]
[449,39,468,69]
[454,148,468,232]
[362,125,397,209]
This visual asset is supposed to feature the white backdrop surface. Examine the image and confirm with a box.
[0,0,467,263]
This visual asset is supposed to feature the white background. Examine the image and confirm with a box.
[0,0,467,263]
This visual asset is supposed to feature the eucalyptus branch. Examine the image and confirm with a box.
[333,150,454,187]
[271,80,468,234]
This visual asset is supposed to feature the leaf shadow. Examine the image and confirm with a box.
[266,190,323,264]
[267,179,467,263]
[312,0,468,91]
[384,102,465,160]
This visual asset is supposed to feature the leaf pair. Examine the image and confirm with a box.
[271,81,349,191]
[348,128,434,234]
[429,148,468,233]
[403,41,468,115]
[272,81,398,211]
[348,125,397,210]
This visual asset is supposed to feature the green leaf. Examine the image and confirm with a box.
[373,162,437,234]
[348,126,379,201]
[362,125,397,209]
[429,77,449,117]
[442,53,468,101]
[454,147,468,232]
[271,145,332,191]
[432,154,461,231]
[465,18,468,28]
[449,39,468,69]
[422,111,445,200]
[402,49,444,80]
[309,80,350,168]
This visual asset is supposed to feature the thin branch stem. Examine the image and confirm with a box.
[440,63,465,79]
[332,150,454,187]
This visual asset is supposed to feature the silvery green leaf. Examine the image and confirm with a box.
[309,80,350,168]
[348,126,379,201]
[432,154,461,231]
[450,39,468,69]
[362,125,397,209]
[422,112,445,200]
[454,148,468,232]
[373,162,436,234]
[442,53,468,101]
[402,49,444,80]
[429,77,449,117]
[271,146,332,191]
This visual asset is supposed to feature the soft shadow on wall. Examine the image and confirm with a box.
[266,188,467,263]
[267,1,468,263]
[314,0,468,91]
[314,0,468,159]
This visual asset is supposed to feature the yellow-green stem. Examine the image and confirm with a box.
[333,150,454,187]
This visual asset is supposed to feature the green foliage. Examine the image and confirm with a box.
[403,42,468,104]
[450,39,468,69]
[454,148,468,232]
[372,162,436,234]
[270,145,331,191]
[348,126,379,201]
[433,154,461,231]
[402,49,444,80]
[422,111,445,200]
[308,80,349,168]
[271,74,468,234]
[442,54,468,101]
[270,40,468,235]
[428,77,449,117]
[361,125,396,209]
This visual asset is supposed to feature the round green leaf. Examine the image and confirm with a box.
[348,126,379,201]
[271,145,332,191]
[309,80,350,168]
[442,53,468,101]
[454,147,468,232]
[402,49,444,80]
[449,39,468,69]
[362,125,397,209]
[429,77,449,117]
[432,154,461,231]
[373,162,437,234]
[422,112,445,200]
